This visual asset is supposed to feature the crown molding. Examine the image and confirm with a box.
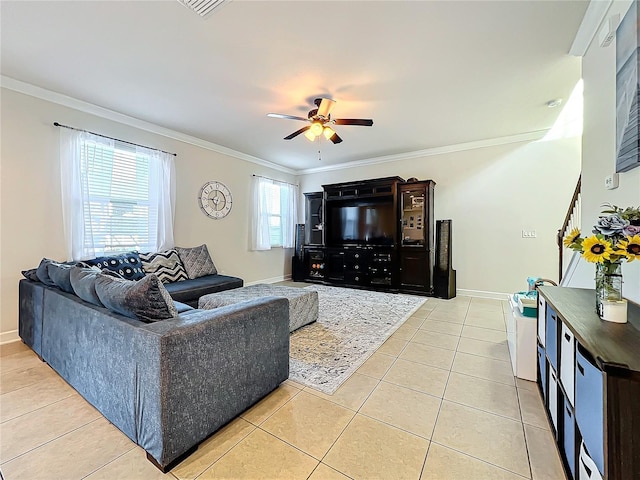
[569,0,612,57]
[0,76,296,175]
[296,129,548,175]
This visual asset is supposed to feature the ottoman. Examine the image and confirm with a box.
[198,284,319,332]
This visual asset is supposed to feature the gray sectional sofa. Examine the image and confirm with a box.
[18,279,290,471]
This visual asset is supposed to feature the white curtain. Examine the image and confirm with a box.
[251,176,298,251]
[60,128,175,261]
[280,181,298,249]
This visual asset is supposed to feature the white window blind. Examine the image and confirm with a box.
[80,140,157,254]
[251,176,298,251]
[60,129,176,260]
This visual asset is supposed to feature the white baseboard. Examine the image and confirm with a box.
[245,274,292,286]
[0,330,20,345]
[457,289,511,300]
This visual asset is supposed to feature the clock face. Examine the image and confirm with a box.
[199,181,232,219]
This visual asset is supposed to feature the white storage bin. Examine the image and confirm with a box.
[560,322,575,406]
[548,368,558,434]
[537,296,546,347]
[578,441,604,480]
[507,295,536,381]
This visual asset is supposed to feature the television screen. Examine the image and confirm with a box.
[328,202,395,246]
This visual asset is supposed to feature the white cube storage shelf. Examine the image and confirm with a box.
[536,287,640,480]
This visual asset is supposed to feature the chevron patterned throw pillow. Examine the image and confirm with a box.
[140,249,189,284]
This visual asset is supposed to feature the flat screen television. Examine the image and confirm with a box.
[328,202,396,246]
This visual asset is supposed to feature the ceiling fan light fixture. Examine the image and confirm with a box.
[310,122,324,136]
[304,130,317,141]
[323,126,336,140]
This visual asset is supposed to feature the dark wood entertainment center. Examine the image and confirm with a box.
[296,176,437,295]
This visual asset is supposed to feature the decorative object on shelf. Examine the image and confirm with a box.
[198,181,232,219]
[563,204,640,323]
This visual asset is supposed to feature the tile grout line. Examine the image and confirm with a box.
[79,445,138,480]
[418,299,469,479]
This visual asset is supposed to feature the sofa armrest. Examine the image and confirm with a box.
[135,297,291,467]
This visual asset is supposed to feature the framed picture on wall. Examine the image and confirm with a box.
[615,0,640,172]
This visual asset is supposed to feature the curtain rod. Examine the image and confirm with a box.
[53,122,177,157]
[252,174,298,187]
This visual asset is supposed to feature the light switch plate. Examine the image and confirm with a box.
[605,173,619,190]
[522,230,537,238]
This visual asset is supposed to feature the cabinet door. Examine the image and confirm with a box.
[399,187,426,247]
[304,193,324,245]
[575,346,604,476]
[399,250,428,290]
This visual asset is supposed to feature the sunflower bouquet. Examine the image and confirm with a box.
[563,203,640,265]
[564,204,640,314]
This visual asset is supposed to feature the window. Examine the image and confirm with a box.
[251,176,298,250]
[60,130,175,260]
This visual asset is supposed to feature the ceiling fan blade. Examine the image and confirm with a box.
[328,131,343,144]
[284,126,311,140]
[317,98,336,118]
[267,113,310,122]
[333,118,374,126]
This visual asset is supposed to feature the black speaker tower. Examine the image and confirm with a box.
[292,224,306,281]
[433,219,456,299]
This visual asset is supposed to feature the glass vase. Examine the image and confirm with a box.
[595,261,623,318]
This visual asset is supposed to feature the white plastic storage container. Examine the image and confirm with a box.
[507,295,537,381]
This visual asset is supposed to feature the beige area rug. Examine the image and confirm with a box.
[288,285,426,394]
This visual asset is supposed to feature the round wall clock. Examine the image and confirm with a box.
[199,181,232,219]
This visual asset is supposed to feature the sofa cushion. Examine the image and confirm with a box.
[139,249,188,284]
[47,262,75,293]
[69,266,104,306]
[87,252,145,281]
[35,258,57,286]
[174,301,195,314]
[175,244,217,279]
[164,274,243,306]
[95,273,178,322]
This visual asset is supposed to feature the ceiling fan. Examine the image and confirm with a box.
[267,98,374,144]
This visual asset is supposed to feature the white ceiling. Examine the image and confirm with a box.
[1,0,588,171]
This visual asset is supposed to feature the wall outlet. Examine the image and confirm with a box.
[522,230,537,238]
[605,173,619,190]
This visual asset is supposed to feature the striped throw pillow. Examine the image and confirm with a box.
[139,249,188,284]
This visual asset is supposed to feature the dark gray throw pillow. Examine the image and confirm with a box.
[94,273,178,322]
[70,266,104,306]
[47,262,75,293]
[35,258,57,286]
[175,244,217,279]
[21,268,40,282]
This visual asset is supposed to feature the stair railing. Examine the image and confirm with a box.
[557,175,581,283]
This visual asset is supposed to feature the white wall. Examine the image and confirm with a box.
[299,135,581,296]
[568,0,640,303]
[0,88,295,341]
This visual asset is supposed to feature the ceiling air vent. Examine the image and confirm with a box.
[177,0,231,19]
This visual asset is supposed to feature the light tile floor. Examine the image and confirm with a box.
[0,293,568,480]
